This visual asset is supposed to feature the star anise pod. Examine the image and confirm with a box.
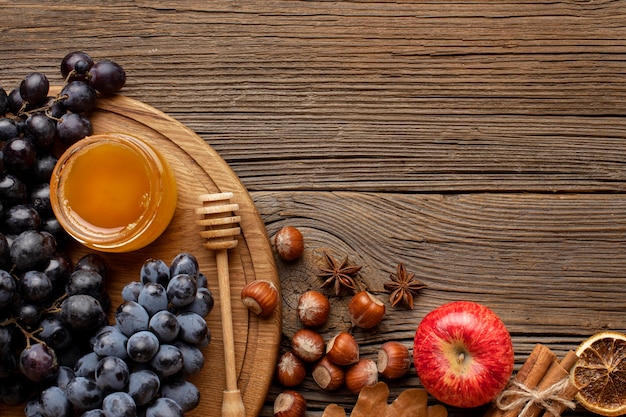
[317,251,362,296]
[384,262,426,309]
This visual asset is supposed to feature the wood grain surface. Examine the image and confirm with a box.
[1,1,626,416]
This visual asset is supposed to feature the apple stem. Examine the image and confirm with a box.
[457,351,465,365]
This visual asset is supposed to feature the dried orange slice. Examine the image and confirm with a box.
[570,331,626,416]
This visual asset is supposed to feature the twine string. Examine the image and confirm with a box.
[494,378,576,417]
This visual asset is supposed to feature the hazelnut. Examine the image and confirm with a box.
[325,331,359,366]
[291,328,325,362]
[276,351,306,387]
[345,358,379,394]
[274,226,304,261]
[347,291,385,329]
[274,390,306,417]
[241,280,279,318]
[312,356,345,391]
[377,341,411,380]
[297,290,330,327]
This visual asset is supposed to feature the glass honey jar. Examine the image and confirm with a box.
[50,133,177,252]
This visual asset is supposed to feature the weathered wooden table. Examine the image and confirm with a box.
[2,1,626,416]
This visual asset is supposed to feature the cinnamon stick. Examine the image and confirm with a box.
[540,351,579,417]
[485,344,557,417]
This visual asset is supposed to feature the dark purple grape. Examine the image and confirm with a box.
[161,379,200,412]
[25,113,57,151]
[0,173,27,204]
[60,51,94,79]
[33,154,58,183]
[140,258,170,286]
[8,87,24,114]
[0,234,8,269]
[16,304,41,328]
[10,230,57,272]
[57,112,93,146]
[149,344,183,378]
[20,72,49,104]
[0,88,8,115]
[166,274,197,307]
[4,204,41,235]
[75,253,108,279]
[180,286,214,317]
[127,369,160,406]
[0,269,16,308]
[102,392,136,417]
[90,60,126,94]
[196,272,208,288]
[43,254,72,287]
[0,117,19,141]
[67,375,104,411]
[20,270,53,304]
[55,365,75,390]
[3,136,37,176]
[176,311,209,347]
[126,330,159,363]
[73,59,91,75]
[121,281,141,302]
[38,317,73,350]
[91,326,128,359]
[149,310,180,343]
[60,294,106,331]
[41,216,68,244]
[138,282,168,316]
[115,301,149,336]
[65,269,104,299]
[74,351,100,379]
[24,397,41,417]
[30,183,51,216]
[0,326,11,351]
[173,341,204,376]
[60,81,97,113]
[169,252,199,279]
[95,356,129,391]
[38,385,71,417]
[19,343,58,383]
[145,397,183,417]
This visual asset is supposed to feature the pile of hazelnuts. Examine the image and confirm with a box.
[239,226,414,417]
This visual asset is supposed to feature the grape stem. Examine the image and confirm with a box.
[0,316,46,347]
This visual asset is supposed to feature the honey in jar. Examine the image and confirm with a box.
[50,133,177,252]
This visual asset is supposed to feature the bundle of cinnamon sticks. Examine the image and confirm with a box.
[484,344,579,417]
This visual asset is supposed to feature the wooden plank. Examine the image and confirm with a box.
[255,190,626,415]
[1,1,625,416]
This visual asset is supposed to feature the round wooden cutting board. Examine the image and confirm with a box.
[4,90,281,417]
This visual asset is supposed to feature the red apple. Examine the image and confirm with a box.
[413,301,514,408]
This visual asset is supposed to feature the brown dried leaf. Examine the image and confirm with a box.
[352,382,390,417]
[322,404,347,417]
[386,387,428,416]
[322,382,448,417]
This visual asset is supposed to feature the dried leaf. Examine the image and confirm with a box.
[322,404,347,417]
[351,382,390,417]
[322,382,448,417]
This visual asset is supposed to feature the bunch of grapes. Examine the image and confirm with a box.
[0,252,110,405]
[0,52,127,407]
[0,51,125,147]
[24,253,214,417]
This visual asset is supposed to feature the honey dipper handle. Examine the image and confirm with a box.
[216,248,246,417]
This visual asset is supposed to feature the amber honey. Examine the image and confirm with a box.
[50,133,177,252]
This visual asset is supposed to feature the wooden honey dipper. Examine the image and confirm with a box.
[196,192,245,417]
